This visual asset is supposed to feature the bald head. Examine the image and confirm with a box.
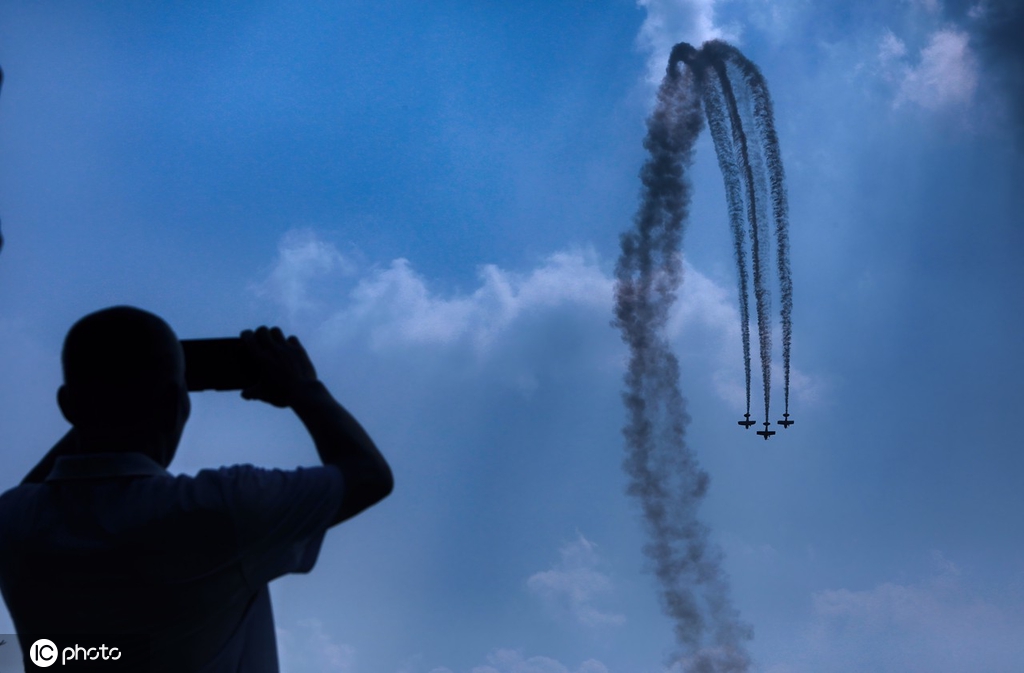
[63,306,184,388]
[59,307,189,453]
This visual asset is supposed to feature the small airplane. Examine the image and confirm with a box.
[777,413,794,429]
[737,413,755,429]
[756,421,776,440]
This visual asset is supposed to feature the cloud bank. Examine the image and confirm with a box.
[428,649,610,673]
[636,0,738,84]
[526,533,625,628]
[469,650,610,673]
[255,230,820,409]
[942,0,1024,133]
[775,554,1024,673]
[277,618,356,673]
[878,0,1024,133]
[878,28,978,111]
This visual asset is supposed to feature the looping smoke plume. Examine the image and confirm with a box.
[614,48,750,673]
[613,40,793,672]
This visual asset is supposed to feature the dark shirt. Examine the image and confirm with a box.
[0,452,345,672]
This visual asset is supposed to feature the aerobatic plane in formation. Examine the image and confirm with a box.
[737,413,755,428]
[756,421,776,440]
[777,413,793,428]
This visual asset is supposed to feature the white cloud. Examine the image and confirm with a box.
[416,651,610,673]
[668,261,823,409]
[526,533,625,628]
[907,0,941,14]
[772,554,1024,673]
[741,0,809,44]
[470,649,610,673]
[277,619,356,673]
[881,28,979,111]
[966,1,988,20]
[319,248,612,354]
[252,228,355,319]
[785,365,823,407]
[255,229,822,410]
[878,29,907,67]
[899,29,978,109]
[636,0,739,84]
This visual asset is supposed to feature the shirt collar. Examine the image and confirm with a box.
[45,452,170,482]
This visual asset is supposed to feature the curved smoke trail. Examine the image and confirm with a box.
[716,44,793,416]
[694,63,753,419]
[703,47,772,424]
[613,43,752,672]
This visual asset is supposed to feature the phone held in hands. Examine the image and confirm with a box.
[180,338,259,392]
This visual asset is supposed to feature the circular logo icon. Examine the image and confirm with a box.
[29,639,58,668]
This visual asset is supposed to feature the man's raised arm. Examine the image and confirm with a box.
[241,326,393,524]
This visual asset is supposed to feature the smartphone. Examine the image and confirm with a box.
[180,338,260,392]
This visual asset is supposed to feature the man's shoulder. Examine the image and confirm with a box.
[191,464,345,577]
[192,463,342,485]
[188,464,343,507]
[0,482,44,519]
[0,485,24,533]
[0,482,28,503]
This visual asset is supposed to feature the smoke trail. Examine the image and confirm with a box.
[697,44,770,425]
[694,61,753,418]
[613,43,752,672]
[0,65,4,256]
[715,44,793,416]
[703,46,772,423]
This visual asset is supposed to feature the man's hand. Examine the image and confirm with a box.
[240,326,318,408]
[241,325,393,524]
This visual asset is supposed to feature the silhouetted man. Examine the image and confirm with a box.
[0,306,393,672]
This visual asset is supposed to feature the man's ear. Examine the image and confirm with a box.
[177,385,191,425]
[170,383,190,425]
[153,382,190,429]
[57,385,78,426]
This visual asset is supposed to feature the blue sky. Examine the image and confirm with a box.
[2,1,1023,672]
